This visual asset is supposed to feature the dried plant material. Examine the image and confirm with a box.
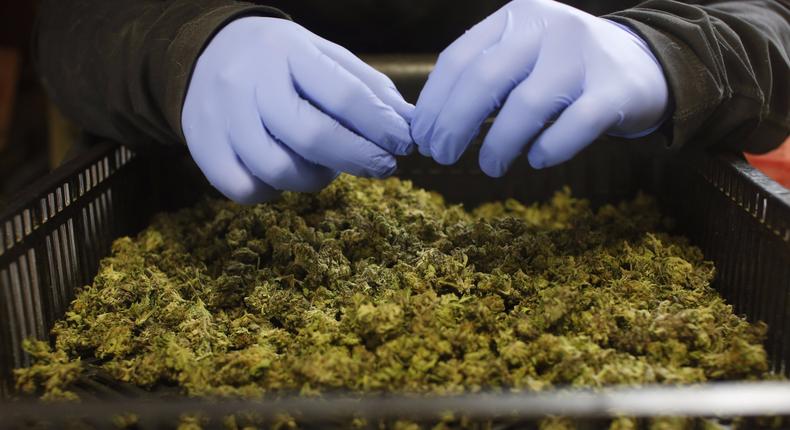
[15,176,771,427]
[15,338,81,401]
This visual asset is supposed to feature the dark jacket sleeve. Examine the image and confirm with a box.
[605,0,790,154]
[35,0,288,147]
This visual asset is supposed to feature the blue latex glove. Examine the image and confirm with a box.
[182,17,414,204]
[412,0,669,176]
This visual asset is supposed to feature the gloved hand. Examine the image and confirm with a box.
[412,0,669,176]
[182,17,414,204]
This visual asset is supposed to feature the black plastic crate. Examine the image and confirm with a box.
[0,58,789,427]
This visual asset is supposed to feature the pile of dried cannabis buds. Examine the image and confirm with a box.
[16,176,770,427]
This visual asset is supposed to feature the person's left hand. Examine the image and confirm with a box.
[182,17,414,204]
[411,0,670,176]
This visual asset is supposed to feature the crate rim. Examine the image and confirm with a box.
[702,152,790,242]
[2,381,790,421]
[0,142,125,225]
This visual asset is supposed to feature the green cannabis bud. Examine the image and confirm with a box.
[15,176,771,428]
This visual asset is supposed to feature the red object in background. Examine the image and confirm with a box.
[745,137,790,190]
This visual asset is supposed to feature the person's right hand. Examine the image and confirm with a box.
[411,0,668,176]
[182,17,414,204]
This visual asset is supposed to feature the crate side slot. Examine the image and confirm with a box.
[19,251,45,341]
[0,268,20,395]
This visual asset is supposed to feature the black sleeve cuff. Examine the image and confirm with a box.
[165,4,289,143]
[603,13,724,151]
[604,0,790,154]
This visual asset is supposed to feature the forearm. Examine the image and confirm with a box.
[606,0,790,153]
[35,0,287,147]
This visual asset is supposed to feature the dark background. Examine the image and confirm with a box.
[0,1,48,209]
[264,0,635,52]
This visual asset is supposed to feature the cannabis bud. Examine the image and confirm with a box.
[15,176,771,429]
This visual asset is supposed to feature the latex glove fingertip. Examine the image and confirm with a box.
[527,149,547,170]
